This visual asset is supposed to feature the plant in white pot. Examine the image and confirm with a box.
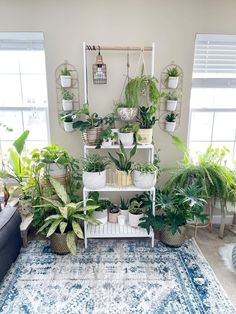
[108,141,137,187]
[128,199,145,228]
[115,101,138,121]
[62,89,74,111]
[60,111,76,133]
[119,197,129,223]
[60,65,72,88]
[87,192,111,224]
[37,177,100,255]
[166,66,180,89]
[108,203,120,223]
[166,91,178,111]
[118,123,138,146]
[82,153,110,189]
[165,112,178,133]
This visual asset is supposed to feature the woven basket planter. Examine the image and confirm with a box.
[82,126,102,146]
[160,226,186,247]
[50,233,78,255]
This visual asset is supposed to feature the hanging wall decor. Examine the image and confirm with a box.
[92,46,107,84]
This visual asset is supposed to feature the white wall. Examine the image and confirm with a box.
[1,0,236,182]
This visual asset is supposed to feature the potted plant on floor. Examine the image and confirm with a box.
[165,112,178,132]
[60,111,76,132]
[128,199,145,228]
[118,123,138,146]
[37,177,100,255]
[73,105,103,146]
[60,65,72,87]
[108,203,120,223]
[108,141,137,186]
[133,156,160,189]
[82,153,110,189]
[166,66,180,89]
[87,191,111,224]
[166,91,178,111]
[62,89,74,111]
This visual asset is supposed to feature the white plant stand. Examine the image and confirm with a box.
[83,145,156,248]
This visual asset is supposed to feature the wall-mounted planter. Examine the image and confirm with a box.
[60,75,72,88]
[63,121,74,133]
[165,121,176,133]
[167,77,179,89]
[166,100,177,111]
[117,108,138,121]
[62,99,73,111]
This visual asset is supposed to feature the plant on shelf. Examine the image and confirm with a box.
[166,66,180,89]
[108,203,120,223]
[82,153,110,189]
[118,123,139,146]
[60,65,72,88]
[108,141,137,186]
[60,111,77,133]
[139,184,207,247]
[136,105,158,144]
[165,112,178,133]
[73,104,103,146]
[103,112,117,128]
[96,127,118,149]
[128,199,145,228]
[166,91,178,111]
[114,100,138,122]
[119,197,129,222]
[37,177,100,255]
[133,158,160,189]
[87,191,111,224]
[62,89,74,111]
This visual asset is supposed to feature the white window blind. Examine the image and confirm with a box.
[0,32,44,50]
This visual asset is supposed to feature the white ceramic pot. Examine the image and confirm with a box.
[108,211,120,223]
[60,75,72,88]
[47,163,66,177]
[92,209,107,224]
[118,132,134,146]
[117,108,138,121]
[120,210,129,223]
[133,170,156,189]
[63,121,74,132]
[102,138,113,147]
[136,129,153,145]
[83,170,106,189]
[62,99,73,111]
[166,100,177,111]
[167,77,179,89]
[165,121,176,133]
[128,212,144,228]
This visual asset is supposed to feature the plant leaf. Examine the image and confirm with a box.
[59,222,67,234]
[13,130,29,155]
[72,221,84,239]
[66,231,77,255]
[49,177,70,205]
[46,218,63,237]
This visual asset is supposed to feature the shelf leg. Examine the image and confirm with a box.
[83,189,88,249]
[151,187,155,247]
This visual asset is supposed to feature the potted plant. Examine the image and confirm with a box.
[60,65,72,88]
[108,203,120,223]
[115,101,138,121]
[133,159,160,189]
[166,66,180,89]
[128,199,145,228]
[60,111,76,132]
[62,89,74,111]
[82,153,110,189]
[136,105,158,144]
[37,177,100,255]
[73,105,103,146]
[118,123,138,146]
[165,112,178,132]
[87,192,111,224]
[96,127,117,148]
[108,141,137,186]
[119,197,129,223]
[166,91,178,111]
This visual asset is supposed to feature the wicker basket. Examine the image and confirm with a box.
[160,226,186,247]
[81,126,102,146]
[50,233,78,255]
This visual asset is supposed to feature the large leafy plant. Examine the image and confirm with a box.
[37,178,100,255]
[73,105,103,132]
[87,191,112,212]
[108,141,137,173]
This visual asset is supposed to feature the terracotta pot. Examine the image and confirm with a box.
[128,212,144,228]
[160,226,186,247]
[82,126,102,146]
[133,170,156,189]
[83,170,106,189]
[115,169,132,186]
[50,232,78,255]
[136,129,153,145]
[117,108,138,121]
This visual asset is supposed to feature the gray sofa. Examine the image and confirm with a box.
[0,207,22,282]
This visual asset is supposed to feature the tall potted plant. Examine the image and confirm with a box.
[37,178,100,255]
[60,65,72,88]
[108,141,137,186]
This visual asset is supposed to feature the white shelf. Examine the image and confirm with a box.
[86,222,153,238]
[83,185,155,192]
[84,144,154,149]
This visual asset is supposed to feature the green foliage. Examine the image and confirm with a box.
[108,142,137,173]
[87,191,112,212]
[82,154,110,172]
[128,200,144,215]
[32,144,70,165]
[60,111,77,123]
[133,162,158,174]
[119,123,139,133]
[165,112,178,122]
[95,127,117,149]
[119,197,129,211]
[37,177,100,255]
[60,65,71,76]
[0,123,13,132]
[103,113,116,127]
[167,91,178,101]
[167,66,179,77]
[62,88,73,100]
[73,104,103,132]
[137,105,158,129]
[109,204,120,213]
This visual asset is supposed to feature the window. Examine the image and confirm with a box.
[188,34,236,165]
[0,32,49,155]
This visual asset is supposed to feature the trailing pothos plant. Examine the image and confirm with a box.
[37,177,100,255]
[108,141,137,173]
[73,104,103,132]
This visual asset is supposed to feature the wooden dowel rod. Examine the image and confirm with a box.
[86,46,152,52]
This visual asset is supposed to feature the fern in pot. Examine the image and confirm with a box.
[82,154,110,189]
[108,141,137,186]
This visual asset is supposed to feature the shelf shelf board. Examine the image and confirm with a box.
[84,144,154,149]
[86,222,153,238]
[83,185,155,192]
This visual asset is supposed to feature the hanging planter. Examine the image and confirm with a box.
[165,112,178,133]
[117,107,138,121]
[81,126,102,145]
[60,65,72,88]
[166,66,180,89]
[63,121,74,133]
[166,100,177,111]
[165,121,176,133]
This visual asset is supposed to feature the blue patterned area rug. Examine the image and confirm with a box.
[0,239,235,314]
